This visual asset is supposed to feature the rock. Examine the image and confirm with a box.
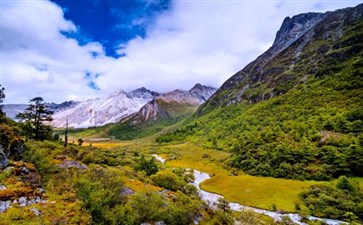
[34,196,41,203]
[0,144,9,169]
[30,207,41,216]
[155,222,166,225]
[19,196,27,207]
[121,187,134,196]
[59,160,87,170]
[12,142,23,160]
[0,200,11,213]
[37,188,45,193]
[20,166,30,174]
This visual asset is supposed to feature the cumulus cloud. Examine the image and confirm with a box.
[1,0,361,103]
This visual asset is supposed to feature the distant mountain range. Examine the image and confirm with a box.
[124,83,216,125]
[106,83,216,140]
[50,87,159,128]
[3,101,79,122]
[3,84,216,129]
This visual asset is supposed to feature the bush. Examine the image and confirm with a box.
[135,155,158,176]
[125,189,166,224]
[74,168,126,224]
[151,170,184,191]
[23,142,60,182]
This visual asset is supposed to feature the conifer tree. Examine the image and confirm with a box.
[17,97,53,140]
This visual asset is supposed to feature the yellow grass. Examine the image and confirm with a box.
[156,142,323,212]
[202,174,320,212]
[90,140,362,212]
[84,141,133,149]
[125,179,161,192]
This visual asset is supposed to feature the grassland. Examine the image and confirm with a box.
[82,139,323,212]
[65,124,363,214]
[149,142,323,212]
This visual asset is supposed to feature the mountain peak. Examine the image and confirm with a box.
[110,89,128,98]
[190,83,203,89]
[189,83,215,92]
[273,12,325,48]
[198,4,362,114]
[189,83,217,102]
[128,87,159,99]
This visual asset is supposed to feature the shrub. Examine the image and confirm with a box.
[151,170,184,191]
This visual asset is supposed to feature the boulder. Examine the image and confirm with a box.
[0,145,9,169]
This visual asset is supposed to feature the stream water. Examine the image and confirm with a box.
[152,154,347,225]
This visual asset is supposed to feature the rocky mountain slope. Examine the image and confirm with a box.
[107,84,216,139]
[158,4,363,181]
[198,4,363,113]
[51,88,159,128]
[126,83,216,125]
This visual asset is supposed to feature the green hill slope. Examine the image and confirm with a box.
[157,4,363,180]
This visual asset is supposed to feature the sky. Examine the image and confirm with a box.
[1,0,361,104]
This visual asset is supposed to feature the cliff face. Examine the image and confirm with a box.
[198,4,363,114]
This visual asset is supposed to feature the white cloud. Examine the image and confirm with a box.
[1,0,361,103]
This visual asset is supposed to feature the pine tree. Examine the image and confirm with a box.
[17,97,53,140]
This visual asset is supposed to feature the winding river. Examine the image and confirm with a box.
[152,154,347,225]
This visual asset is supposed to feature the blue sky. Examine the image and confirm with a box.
[1,0,361,103]
[52,0,171,57]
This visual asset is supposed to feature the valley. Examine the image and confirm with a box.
[1,2,362,225]
[68,136,363,224]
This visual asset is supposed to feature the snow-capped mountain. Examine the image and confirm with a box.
[123,84,217,125]
[51,88,159,128]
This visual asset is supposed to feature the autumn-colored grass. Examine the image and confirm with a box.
[202,174,321,212]
[152,142,323,212]
[87,140,360,213]
[125,179,162,192]
[84,141,133,149]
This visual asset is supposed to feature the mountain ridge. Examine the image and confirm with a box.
[106,84,216,140]
[198,4,362,114]
[157,4,363,181]
[125,84,216,125]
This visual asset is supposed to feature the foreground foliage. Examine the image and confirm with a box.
[301,176,363,222]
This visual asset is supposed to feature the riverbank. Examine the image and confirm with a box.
[152,153,347,225]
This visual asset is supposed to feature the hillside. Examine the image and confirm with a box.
[199,4,362,113]
[157,4,363,180]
